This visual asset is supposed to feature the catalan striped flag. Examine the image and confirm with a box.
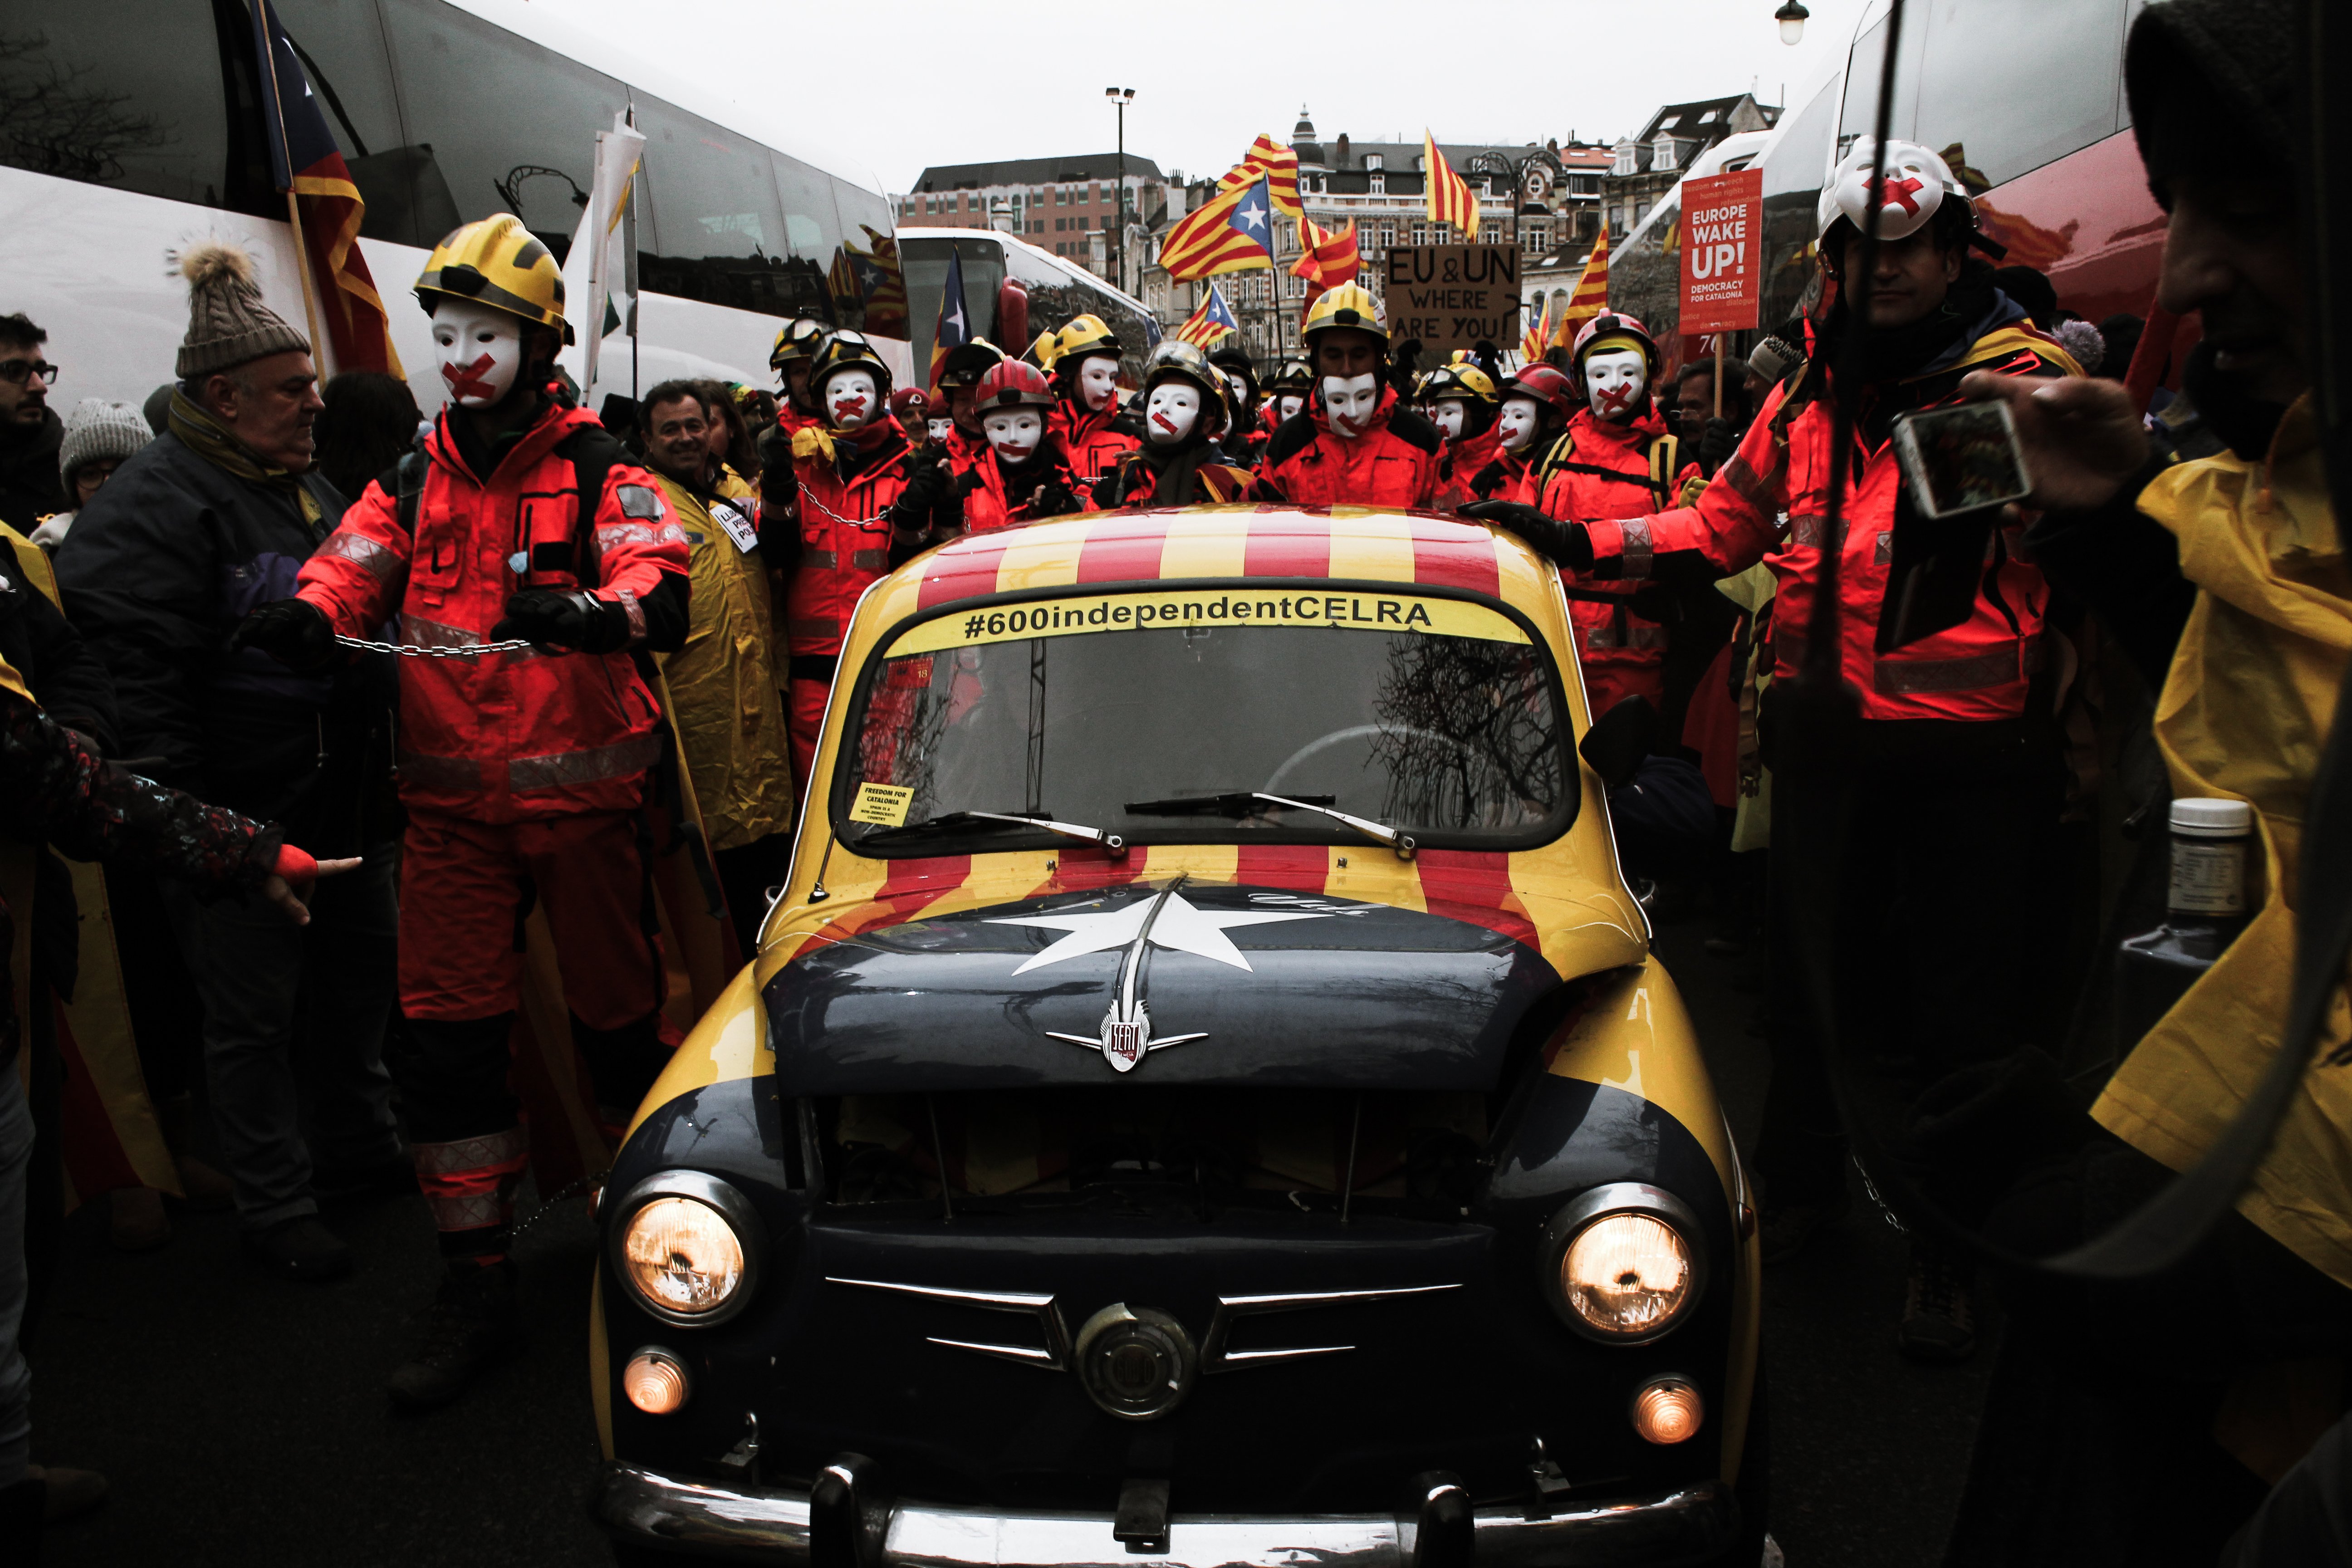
[1290,215,1361,321]
[1520,293,1553,363]
[1553,226,1611,343]
[1217,135,1302,218]
[1173,282,1240,347]
[1423,131,1479,237]
[1159,175,1276,282]
[247,0,400,375]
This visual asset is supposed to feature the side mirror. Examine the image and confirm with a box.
[1578,695,1657,792]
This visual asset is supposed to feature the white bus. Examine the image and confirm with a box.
[897,227,1157,388]
[0,0,909,415]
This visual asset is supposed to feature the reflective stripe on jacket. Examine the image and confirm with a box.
[653,468,794,852]
[1581,324,2077,722]
[1255,386,1441,510]
[294,403,688,823]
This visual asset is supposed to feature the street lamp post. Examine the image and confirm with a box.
[1465,146,1566,252]
[1105,87,1134,291]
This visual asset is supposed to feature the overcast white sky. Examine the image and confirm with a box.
[532,0,1875,194]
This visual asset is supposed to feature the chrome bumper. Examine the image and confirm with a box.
[592,1461,1739,1567]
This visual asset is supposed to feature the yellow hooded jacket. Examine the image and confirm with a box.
[2091,394,2352,1289]
[651,467,795,853]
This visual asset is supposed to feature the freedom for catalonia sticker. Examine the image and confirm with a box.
[850,783,915,827]
[887,588,1527,657]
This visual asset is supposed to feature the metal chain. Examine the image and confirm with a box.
[333,632,539,659]
[509,1169,608,1242]
[794,485,888,532]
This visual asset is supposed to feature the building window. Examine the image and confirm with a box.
[1365,153,1382,170]
[1612,142,1637,177]
[1369,173,1385,196]
[1652,135,1678,173]
[1377,223,1395,250]
[1480,221,1501,245]
[1411,222,1428,246]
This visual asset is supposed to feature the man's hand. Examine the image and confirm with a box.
[1697,416,1741,476]
[1031,477,1081,518]
[1458,501,1594,571]
[888,454,948,529]
[490,588,625,653]
[263,849,360,926]
[1956,372,2150,512]
[229,598,337,671]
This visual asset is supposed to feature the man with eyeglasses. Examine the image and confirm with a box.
[0,316,61,531]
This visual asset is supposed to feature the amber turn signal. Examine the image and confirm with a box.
[1630,1377,1704,1445]
[623,1348,692,1415]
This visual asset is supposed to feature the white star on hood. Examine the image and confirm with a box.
[990,890,1329,975]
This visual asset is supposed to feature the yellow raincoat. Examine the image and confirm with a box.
[2090,394,2352,1289]
[652,468,795,853]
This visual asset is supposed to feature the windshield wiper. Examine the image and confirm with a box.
[1122,792,1416,861]
[856,809,1127,856]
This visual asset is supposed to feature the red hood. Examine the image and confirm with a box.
[1446,419,1504,474]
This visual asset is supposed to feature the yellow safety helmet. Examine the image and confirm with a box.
[807,328,894,402]
[1025,329,1063,372]
[1422,362,1499,404]
[1055,313,1123,366]
[414,215,571,343]
[1301,284,1387,350]
[770,316,827,372]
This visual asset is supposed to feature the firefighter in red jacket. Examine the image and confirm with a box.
[1479,140,2084,1356]
[1093,341,1255,509]
[781,330,949,787]
[231,215,692,1408]
[1255,285,1441,508]
[948,360,1086,534]
[1262,358,1312,433]
[1425,360,1504,513]
[1208,345,1267,470]
[934,338,1010,483]
[1470,363,1578,505]
[1048,314,1141,486]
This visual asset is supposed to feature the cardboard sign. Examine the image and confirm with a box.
[1679,169,1765,335]
[1382,245,1520,353]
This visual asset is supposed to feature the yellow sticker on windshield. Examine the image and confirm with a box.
[886,588,1527,657]
[850,783,914,827]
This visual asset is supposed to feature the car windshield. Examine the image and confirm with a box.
[837,586,1572,855]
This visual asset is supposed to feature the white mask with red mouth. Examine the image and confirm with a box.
[1496,396,1543,453]
[1431,401,1468,441]
[983,408,1043,464]
[1275,393,1304,422]
[431,302,528,408]
[1074,354,1121,413]
[926,416,955,444]
[1583,350,1648,422]
[1321,374,1381,436]
[1144,383,1201,448]
[824,368,879,431]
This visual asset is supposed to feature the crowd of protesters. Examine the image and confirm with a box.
[0,0,2345,1559]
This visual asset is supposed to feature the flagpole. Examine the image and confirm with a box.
[253,0,330,375]
[625,104,640,404]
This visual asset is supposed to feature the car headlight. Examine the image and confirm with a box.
[608,1171,764,1327]
[1541,1183,1707,1344]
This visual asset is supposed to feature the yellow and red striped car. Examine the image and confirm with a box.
[593,505,1764,1568]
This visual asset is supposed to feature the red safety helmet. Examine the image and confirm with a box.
[973,359,1057,411]
[1499,363,1578,422]
[1567,312,1663,395]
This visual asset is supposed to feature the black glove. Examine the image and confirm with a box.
[229,598,338,671]
[887,455,947,531]
[1030,477,1081,518]
[1456,501,1595,571]
[1697,416,1740,476]
[490,588,627,653]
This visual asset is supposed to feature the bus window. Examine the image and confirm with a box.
[1835,11,1926,159]
[273,0,460,248]
[634,97,805,319]
[1000,243,1152,385]
[771,148,846,263]
[377,0,628,249]
[1757,75,1839,331]
[899,235,1008,371]
[1911,0,2128,189]
[0,0,236,211]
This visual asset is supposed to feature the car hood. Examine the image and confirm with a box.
[762,878,1557,1093]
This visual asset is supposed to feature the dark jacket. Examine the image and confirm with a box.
[0,407,62,531]
[55,431,396,852]
[0,536,117,755]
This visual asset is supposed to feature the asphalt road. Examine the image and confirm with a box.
[32,918,1994,1568]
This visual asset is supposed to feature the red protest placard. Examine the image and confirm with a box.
[1680,168,1765,336]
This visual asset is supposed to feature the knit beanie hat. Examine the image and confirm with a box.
[59,398,152,480]
[173,242,309,378]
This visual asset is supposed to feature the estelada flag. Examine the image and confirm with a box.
[1173,282,1240,348]
[248,0,399,375]
[1423,131,1479,237]
[1555,226,1612,343]
[1217,135,1302,219]
[1159,176,1275,281]
[928,243,972,390]
[1290,215,1361,322]
[1520,293,1554,363]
